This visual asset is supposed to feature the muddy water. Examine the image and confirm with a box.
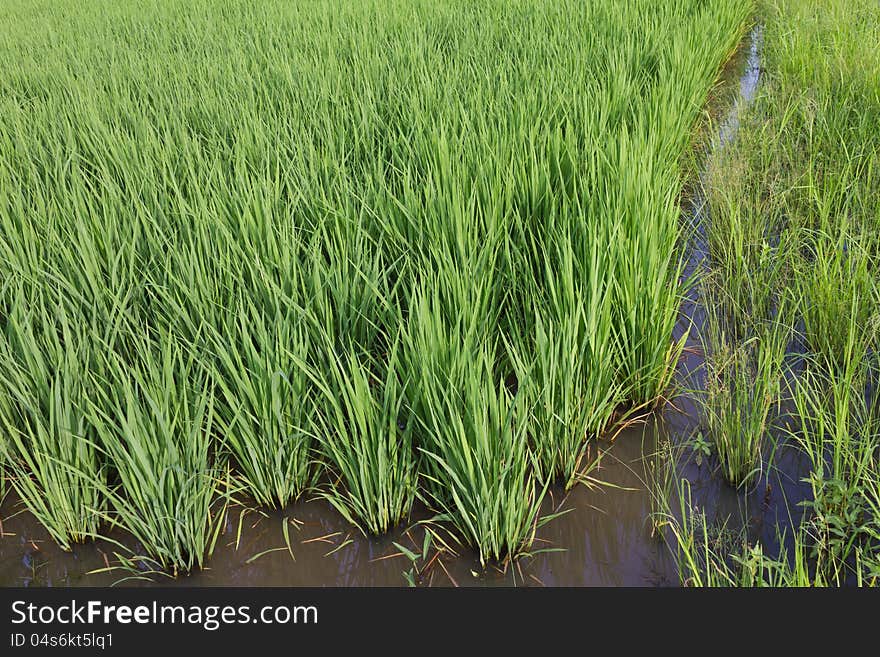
[0,26,787,588]
[673,22,814,564]
[0,425,678,587]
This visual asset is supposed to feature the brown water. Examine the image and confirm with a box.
[0,25,790,588]
[0,425,681,587]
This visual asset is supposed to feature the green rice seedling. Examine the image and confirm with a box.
[0,295,105,550]
[606,147,687,406]
[209,294,315,509]
[405,280,546,566]
[302,329,415,536]
[601,0,753,404]
[417,350,544,568]
[87,336,224,574]
[701,295,791,488]
[303,219,402,357]
[507,236,621,489]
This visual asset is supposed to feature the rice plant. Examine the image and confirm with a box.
[0,292,105,550]
[404,278,546,566]
[87,336,225,573]
[507,236,621,489]
[0,0,758,566]
[209,293,315,510]
[303,330,416,536]
[701,293,791,488]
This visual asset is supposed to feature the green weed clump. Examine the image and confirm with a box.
[701,294,791,488]
[669,0,880,586]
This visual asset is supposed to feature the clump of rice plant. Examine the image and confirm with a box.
[303,329,416,536]
[209,294,315,509]
[404,278,546,566]
[701,292,791,488]
[0,0,759,566]
[0,296,105,550]
[87,336,225,574]
[605,139,687,406]
[507,236,621,489]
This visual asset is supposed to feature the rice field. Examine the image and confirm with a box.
[8,0,874,587]
[0,0,758,573]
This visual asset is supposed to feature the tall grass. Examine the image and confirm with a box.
[304,330,416,536]
[701,294,791,488]
[0,0,754,567]
[209,294,315,510]
[507,236,621,489]
[671,0,880,585]
[796,229,877,365]
[787,324,879,584]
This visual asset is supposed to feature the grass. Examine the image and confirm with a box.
[208,292,315,510]
[661,0,880,586]
[0,0,754,571]
[660,479,825,586]
[700,294,791,488]
[507,236,621,489]
[304,329,417,536]
[0,288,106,550]
[796,228,877,366]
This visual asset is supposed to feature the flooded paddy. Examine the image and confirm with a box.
[8,0,869,589]
[0,14,784,589]
[1,426,677,587]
